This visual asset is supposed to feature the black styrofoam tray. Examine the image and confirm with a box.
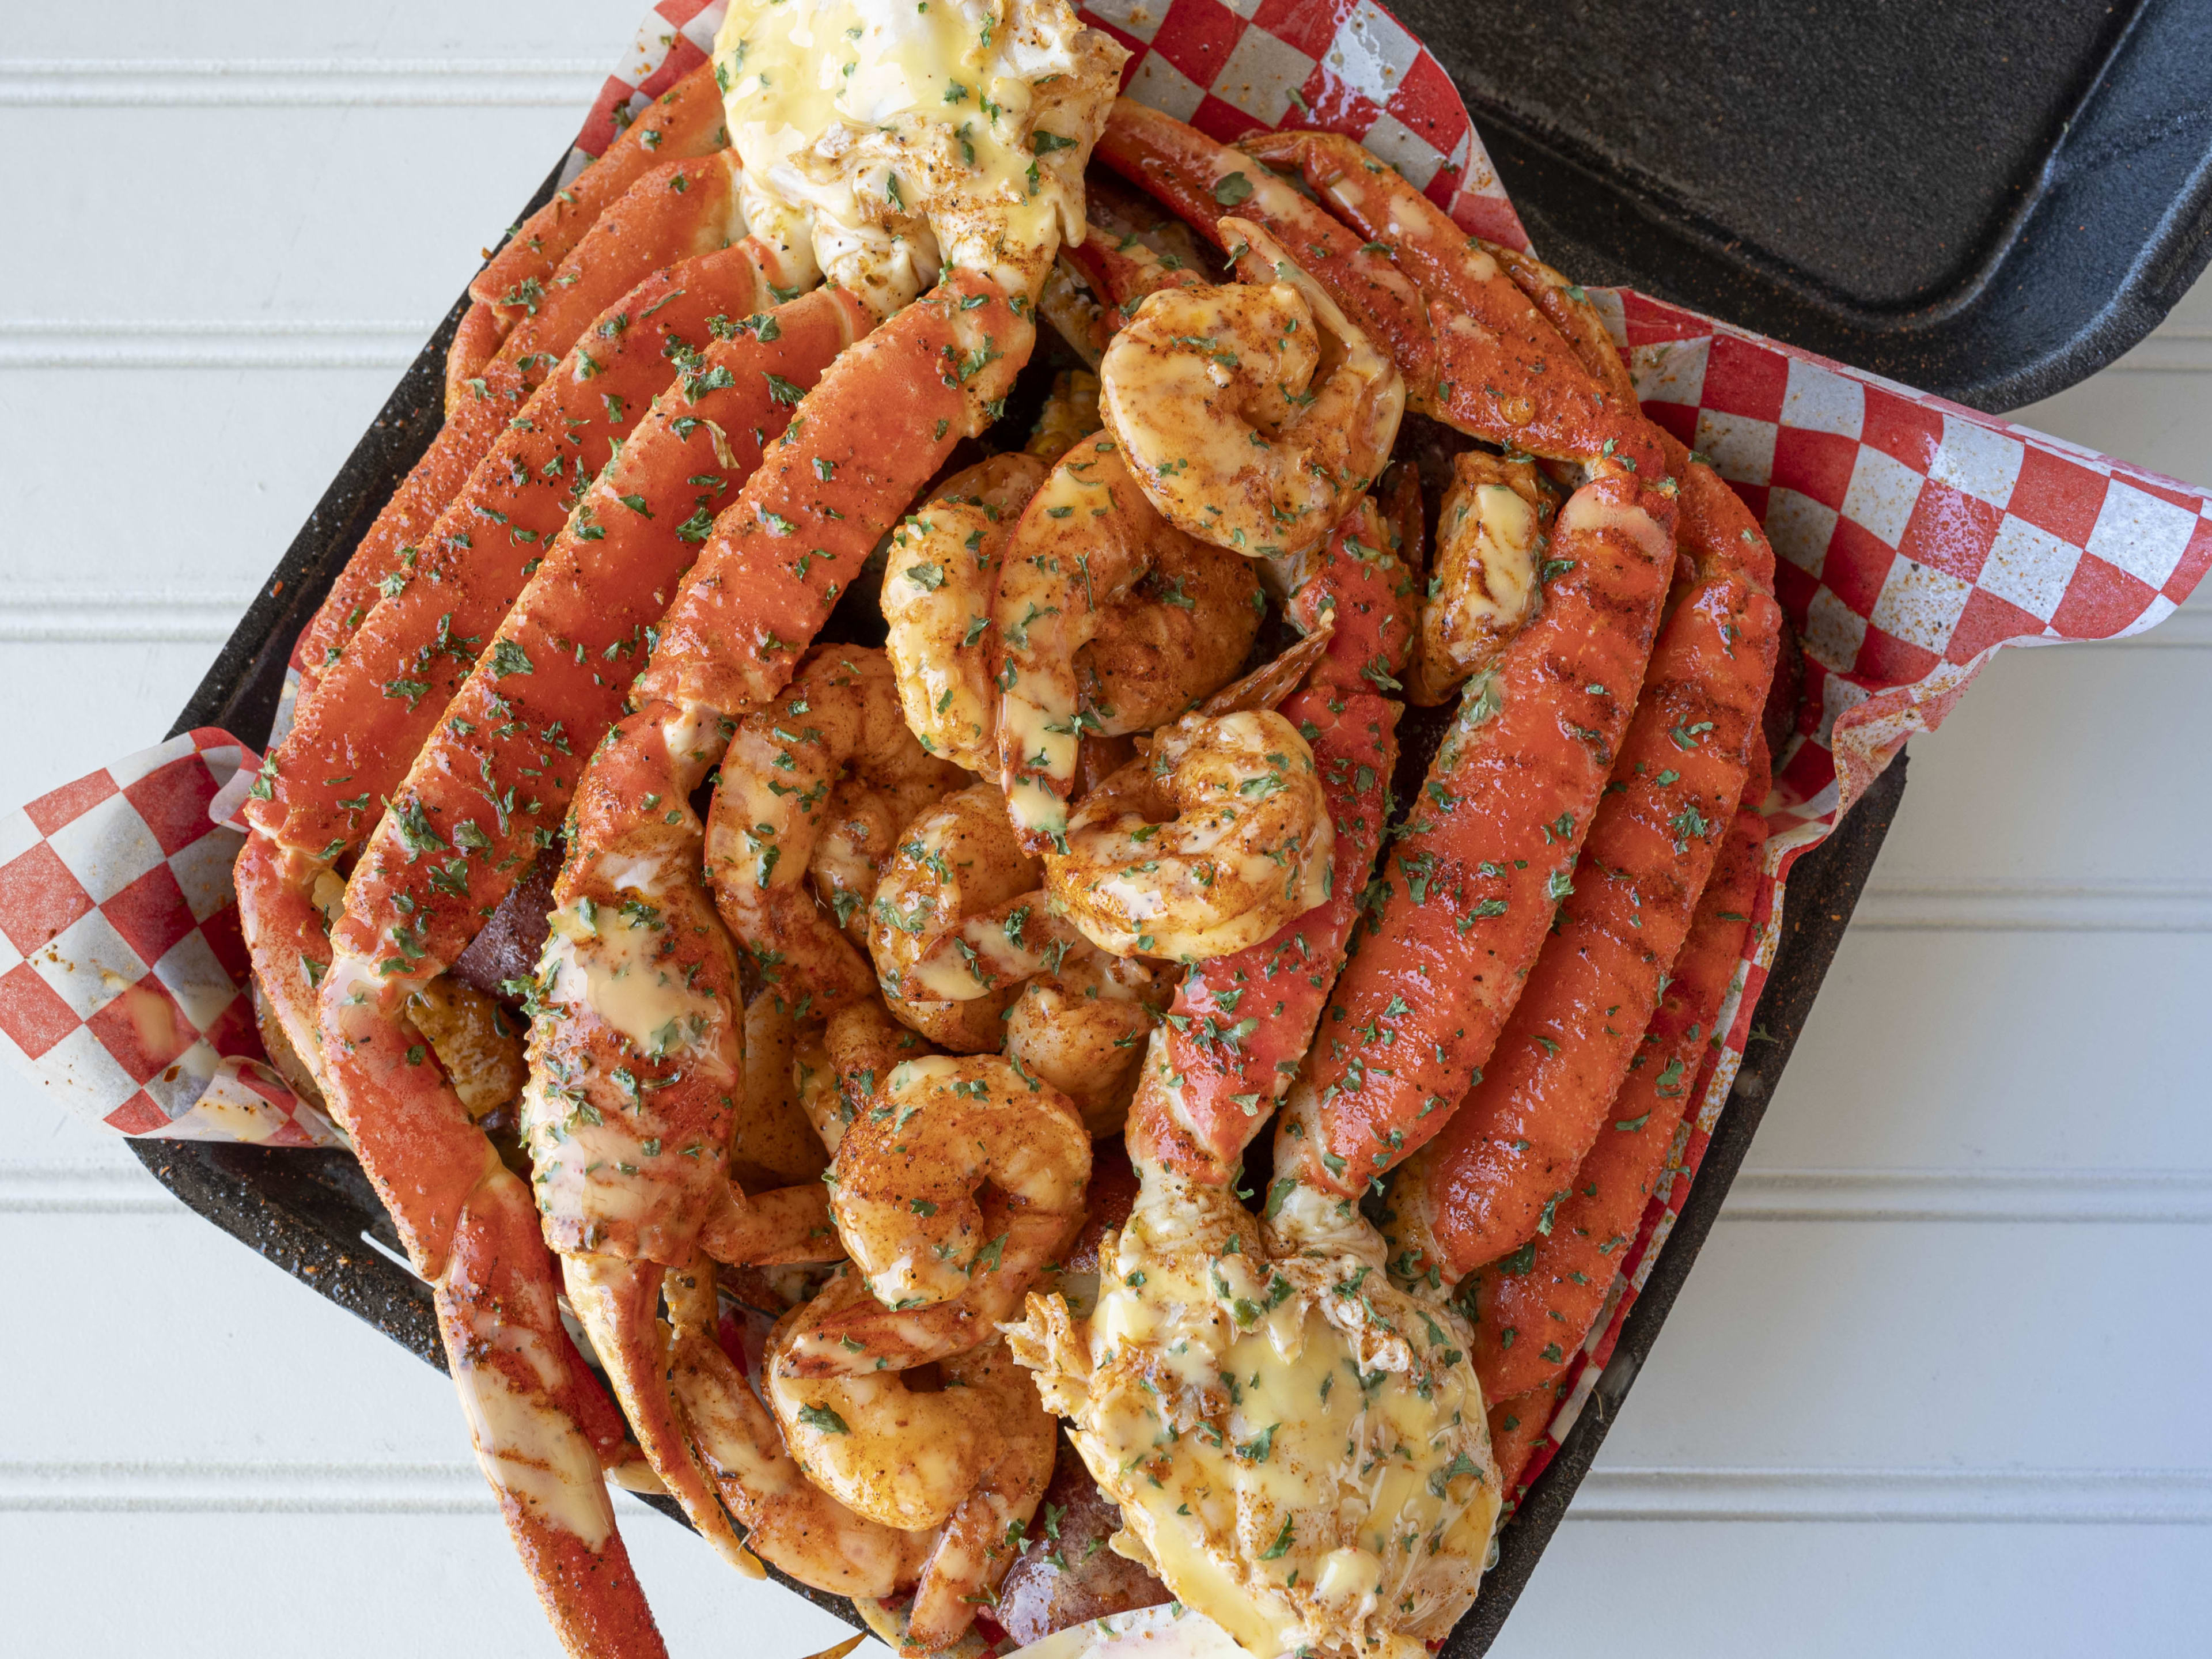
[124,4,2070,1640]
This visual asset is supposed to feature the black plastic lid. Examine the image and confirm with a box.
[1393,0,2212,411]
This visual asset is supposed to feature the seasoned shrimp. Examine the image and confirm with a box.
[807,770,959,954]
[1004,944,1169,1135]
[766,1325,1056,1532]
[1046,707,1334,960]
[1099,220,1403,562]
[828,1051,1092,1309]
[730,991,831,1189]
[882,454,1047,772]
[1082,536,1263,734]
[657,1260,938,1599]
[705,646,965,1013]
[868,782,1083,1050]
[889,446,1260,787]
[779,1031,1091,1376]
[1407,452,1560,706]
[994,435,1245,850]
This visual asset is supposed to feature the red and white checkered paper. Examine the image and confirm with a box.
[3,0,2207,1518]
[0,730,336,1146]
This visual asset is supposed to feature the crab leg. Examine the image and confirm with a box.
[294,149,783,707]
[637,270,1032,718]
[317,285,868,1234]
[447,62,732,411]
[244,245,806,1099]
[284,290,864,1645]
[1349,442,1776,1233]
[1452,805,1769,1400]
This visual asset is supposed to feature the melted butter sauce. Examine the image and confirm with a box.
[1558,483,1669,562]
[542,899,723,1070]
[453,1355,615,1550]
[1025,1165,1499,1659]
[715,0,1124,310]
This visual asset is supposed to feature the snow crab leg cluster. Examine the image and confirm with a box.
[232,9,1789,1650]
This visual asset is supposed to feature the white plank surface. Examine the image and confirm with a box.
[4,3,2209,1654]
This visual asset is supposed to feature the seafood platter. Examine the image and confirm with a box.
[5,1,2208,1656]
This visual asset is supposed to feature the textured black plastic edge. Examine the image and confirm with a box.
[1388,0,2212,411]
[1448,754,1910,1654]
[129,122,1917,1645]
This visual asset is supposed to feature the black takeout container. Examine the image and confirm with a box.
[1390,0,2212,413]
[137,0,2212,1634]
[143,238,1905,1657]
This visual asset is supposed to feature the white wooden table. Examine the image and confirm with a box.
[5,4,2207,1653]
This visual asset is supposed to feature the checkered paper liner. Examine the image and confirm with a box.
[0,730,338,1146]
[5,0,2209,1555]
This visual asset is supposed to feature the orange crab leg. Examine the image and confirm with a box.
[259,244,782,864]
[308,291,868,1595]
[296,149,772,705]
[307,955,669,1654]
[637,270,1033,719]
[518,702,763,1569]
[439,1165,668,1658]
[1485,1385,1560,1503]
[448,63,730,410]
[1358,442,1779,1231]
[1458,806,1768,1400]
[1127,497,1418,1183]
[1277,504,1680,1195]
[331,286,870,979]
[246,245,794,1082]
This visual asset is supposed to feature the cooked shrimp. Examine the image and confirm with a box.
[766,1325,1056,1532]
[699,1180,844,1267]
[1407,451,1560,706]
[705,646,965,1013]
[1046,707,1334,960]
[1004,943,1168,1135]
[882,454,1047,772]
[991,437,1188,849]
[659,1259,935,1597]
[779,1033,1090,1377]
[886,444,1259,792]
[729,990,831,1190]
[808,770,959,952]
[791,1016,849,1157]
[788,997,941,1170]
[1099,220,1403,562]
[1082,535,1264,734]
[868,782,1082,1050]
[829,1051,1091,1309]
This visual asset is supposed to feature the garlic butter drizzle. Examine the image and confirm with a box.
[714,0,1125,313]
